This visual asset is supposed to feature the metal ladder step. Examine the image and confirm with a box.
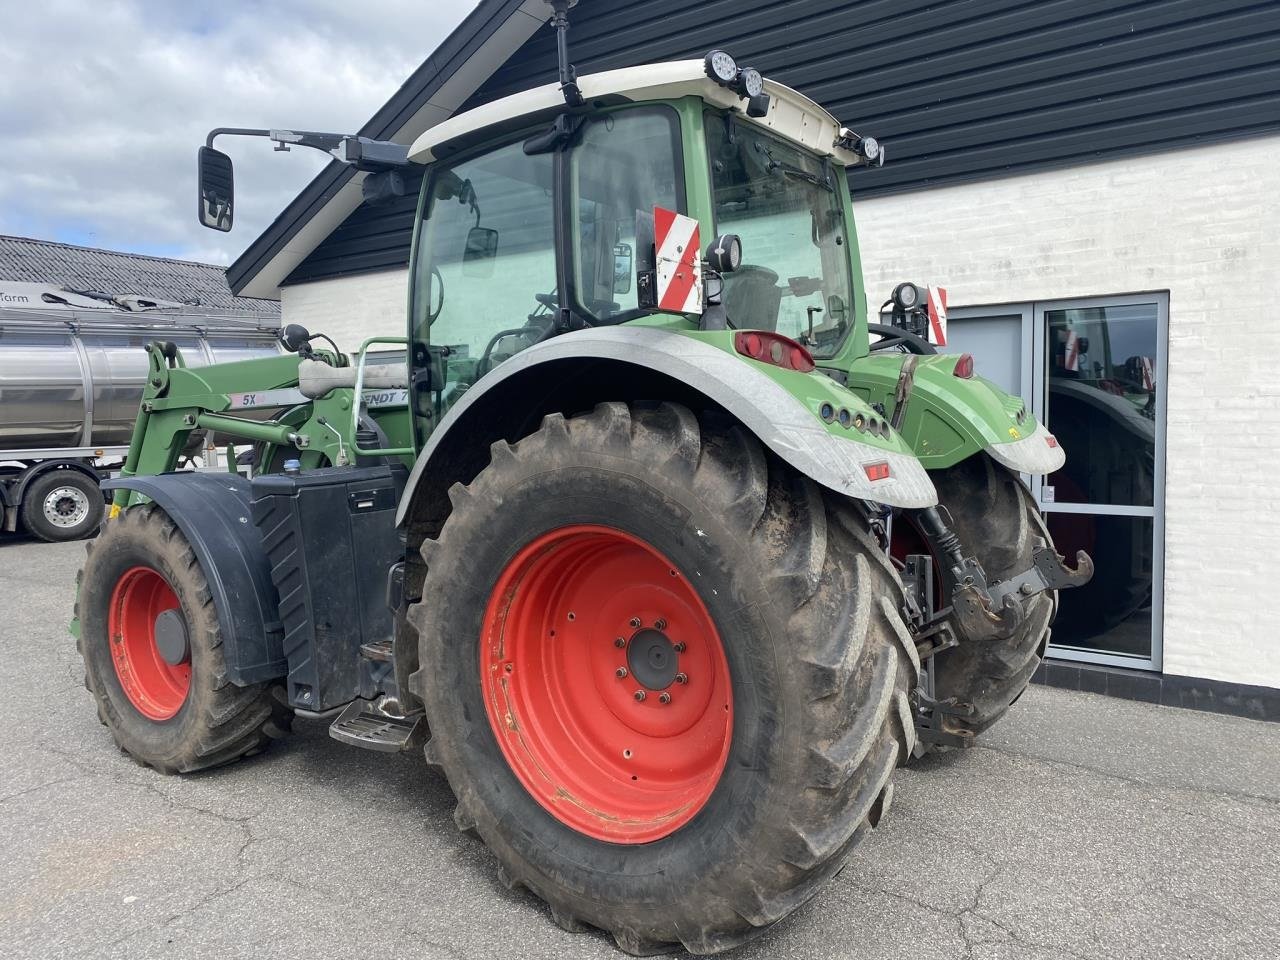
[329,699,426,753]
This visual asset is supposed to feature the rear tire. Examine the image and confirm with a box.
[410,402,917,954]
[920,455,1054,744]
[21,469,104,542]
[76,504,291,773]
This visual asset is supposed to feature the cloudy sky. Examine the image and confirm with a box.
[0,0,480,265]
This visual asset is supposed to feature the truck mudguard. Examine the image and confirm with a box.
[101,473,287,685]
[396,326,938,528]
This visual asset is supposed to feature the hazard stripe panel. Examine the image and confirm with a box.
[654,206,702,315]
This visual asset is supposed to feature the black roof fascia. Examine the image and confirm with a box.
[225,0,526,296]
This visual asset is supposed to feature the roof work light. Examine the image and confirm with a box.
[704,50,771,117]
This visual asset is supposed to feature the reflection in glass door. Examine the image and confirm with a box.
[1033,295,1167,669]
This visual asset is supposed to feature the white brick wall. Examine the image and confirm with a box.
[857,134,1280,688]
[280,269,409,354]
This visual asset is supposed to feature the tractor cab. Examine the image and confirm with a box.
[400,54,883,446]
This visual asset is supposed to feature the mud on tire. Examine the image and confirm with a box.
[926,454,1055,742]
[76,504,291,773]
[409,402,919,954]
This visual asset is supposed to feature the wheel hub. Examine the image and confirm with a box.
[480,524,733,844]
[154,609,191,666]
[107,566,191,720]
[44,486,90,528]
[627,628,679,690]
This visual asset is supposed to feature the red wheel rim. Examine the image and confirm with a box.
[480,524,733,844]
[108,566,191,721]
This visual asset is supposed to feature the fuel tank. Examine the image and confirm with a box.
[0,306,281,453]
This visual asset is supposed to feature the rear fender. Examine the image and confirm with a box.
[101,473,286,685]
[843,354,1065,474]
[396,327,937,535]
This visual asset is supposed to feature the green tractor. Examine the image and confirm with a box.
[74,6,1090,953]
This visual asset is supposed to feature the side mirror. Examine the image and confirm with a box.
[197,146,235,232]
[613,243,633,295]
[462,226,499,277]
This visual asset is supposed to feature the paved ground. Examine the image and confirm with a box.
[3,531,1278,960]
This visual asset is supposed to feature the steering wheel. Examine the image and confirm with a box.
[867,322,937,355]
[476,313,557,377]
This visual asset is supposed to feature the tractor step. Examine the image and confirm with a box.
[329,699,426,753]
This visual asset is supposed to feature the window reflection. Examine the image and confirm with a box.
[1046,513,1154,657]
[1045,304,1157,508]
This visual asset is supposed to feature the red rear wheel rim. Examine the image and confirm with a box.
[108,566,191,721]
[480,524,733,844]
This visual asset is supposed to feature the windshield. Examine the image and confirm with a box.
[706,113,855,357]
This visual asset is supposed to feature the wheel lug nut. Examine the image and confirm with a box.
[658,692,671,704]
[674,672,688,685]
[614,637,626,648]
[629,617,642,628]
[616,667,628,679]
[654,618,667,630]
[673,642,686,653]
[634,690,646,702]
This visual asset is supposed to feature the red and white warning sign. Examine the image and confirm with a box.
[1063,329,1081,372]
[926,285,947,346]
[1139,356,1155,391]
[654,206,703,315]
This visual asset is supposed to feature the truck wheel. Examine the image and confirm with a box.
[410,402,917,954]
[21,469,104,542]
[907,454,1054,747]
[75,504,291,773]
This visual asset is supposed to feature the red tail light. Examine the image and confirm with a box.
[1045,435,1059,448]
[953,353,974,379]
[863,461,891,482]
[734,331,816,373]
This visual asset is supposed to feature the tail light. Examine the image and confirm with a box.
[863,461,891,482]
[953,353,974,378]
[734,331,816,373]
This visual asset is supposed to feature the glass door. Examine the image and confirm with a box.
[1031,294,1167,670]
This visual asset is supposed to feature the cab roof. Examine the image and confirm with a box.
[409,59,859,165]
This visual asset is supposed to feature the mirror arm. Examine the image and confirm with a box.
[203,127,410,172]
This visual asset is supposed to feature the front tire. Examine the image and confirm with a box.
[76,504,291,773]
[410,402,918,954]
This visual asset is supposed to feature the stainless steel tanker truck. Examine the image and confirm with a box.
[0,290,281,541]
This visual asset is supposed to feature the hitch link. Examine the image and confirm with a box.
[910,507,1093,643]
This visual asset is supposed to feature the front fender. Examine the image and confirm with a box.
[396,327,937,527]
[844,354,1066,474]
[101,473,286,686]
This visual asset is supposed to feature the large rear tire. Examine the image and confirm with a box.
[410,402,918,954]
[76,504,292,773]
[913,454,1055,745]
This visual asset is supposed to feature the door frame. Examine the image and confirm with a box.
[947,295,1168,671]
[1030,292,1168,671]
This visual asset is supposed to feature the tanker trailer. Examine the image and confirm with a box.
[0,294,281,541]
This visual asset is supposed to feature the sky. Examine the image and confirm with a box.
[0,0,480,265]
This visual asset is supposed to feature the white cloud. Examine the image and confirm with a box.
[0,0,479,265]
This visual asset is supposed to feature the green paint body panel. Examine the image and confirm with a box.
[838,353,1038,470]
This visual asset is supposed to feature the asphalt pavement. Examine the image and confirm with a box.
[2,531,1278,960]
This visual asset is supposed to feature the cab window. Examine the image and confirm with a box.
[411,140,557,409]
[571,107,683,323]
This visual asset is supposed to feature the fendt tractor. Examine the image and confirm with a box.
[73,5,1091,953]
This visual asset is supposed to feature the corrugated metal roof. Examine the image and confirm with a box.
[0,234,280,316]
